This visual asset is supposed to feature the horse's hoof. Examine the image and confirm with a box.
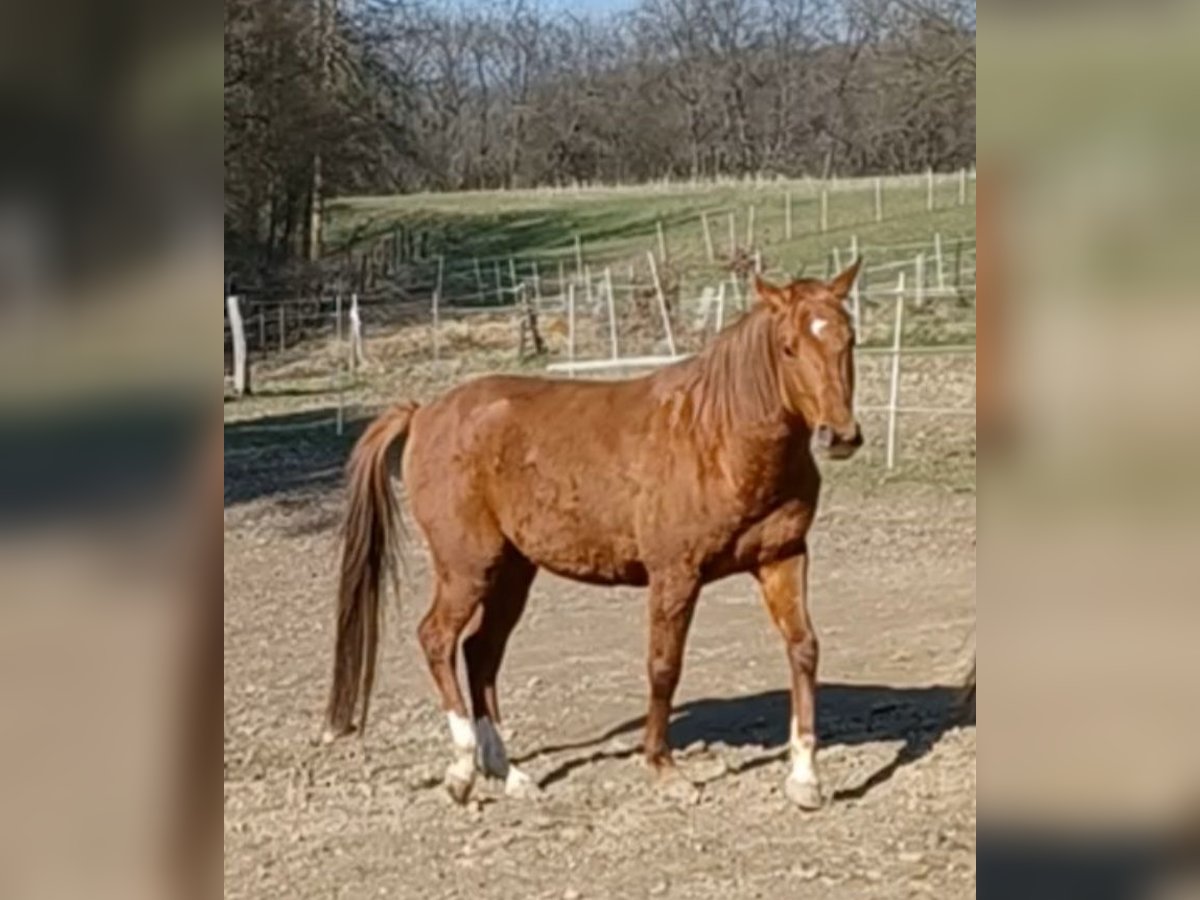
[504,766,542,800]
[444,762,476,805]
[320,724,355,744]
[784,776,825,811]
[653,763,702,805]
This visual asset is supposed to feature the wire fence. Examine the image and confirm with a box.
[225,227,975,466]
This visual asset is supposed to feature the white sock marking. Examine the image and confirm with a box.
[788,717,819,785]
[447,711,476,752]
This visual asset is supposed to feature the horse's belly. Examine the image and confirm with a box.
[499,490,646,587]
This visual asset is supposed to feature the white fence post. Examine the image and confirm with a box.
[746,204,756,247]
[646,251,677,356]
[349,292,364,371]
[656,220,668,263]
[226,295,248,396]
[926,167,935,211]
[886,272,906,469]
[849,234,862,335]
[567,282,577,376]
[701,211,715,262]
[934,233,946,291]
[605,266,619,359]
[959,168,967,206]
[715,281,726,332]
[874,176,883,223]
[431,288,441,362]
[785,190,793,239]
[819,189,828,232]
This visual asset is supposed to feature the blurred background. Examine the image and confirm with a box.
[0,0,217,898]
[1,0,1199,894]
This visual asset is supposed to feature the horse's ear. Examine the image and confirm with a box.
[754,275,789,311]
[828,257,863,300]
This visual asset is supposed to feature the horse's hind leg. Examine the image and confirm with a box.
[417,568,490,804]
[463,551,539,798]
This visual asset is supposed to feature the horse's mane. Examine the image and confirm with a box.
[658,305,786,439]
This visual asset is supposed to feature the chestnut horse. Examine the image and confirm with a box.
[325,261,864,809]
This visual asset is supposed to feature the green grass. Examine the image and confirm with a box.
[326,175,976,353]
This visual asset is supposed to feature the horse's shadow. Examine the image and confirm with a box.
[517,682,973,801]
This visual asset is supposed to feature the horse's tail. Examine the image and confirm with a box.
[324,402,418,741]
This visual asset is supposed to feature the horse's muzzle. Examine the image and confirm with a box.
[814,423,863,460]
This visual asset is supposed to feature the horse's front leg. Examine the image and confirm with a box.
[643,570,701,776]
[755,554,824,810]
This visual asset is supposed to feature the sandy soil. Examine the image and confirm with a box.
[224,395,976,899]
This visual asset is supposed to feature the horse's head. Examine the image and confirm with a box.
[754,260,864,460]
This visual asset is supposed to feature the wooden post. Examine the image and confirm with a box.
[604,267,619,360]
[886,271,906,469]
[958,167,967,206]
[257,308,265,350]
[585,265,594,313]
[955,237,964,290]
[916,252,925,305]
[728,211,737,256]
[926,167,934,212]
[832,246,842,274]
[746,204,755,247]
[574,234,583,279]
[731,275,744,311]
[785,190,793,239]
[226,295,248,396]
[474,257,485,301]
[754,250,762,274]
[567,282,576,376]
[493,260,504,305]
[335,293,343,344]
[508,258,519,308]
[529,261,542,307]
[819,189,828,232]
[278,304,286,352]
[874,176,883,223]
[521,283,544,356]
[436,254,445,299]
[715,281,726,332]
[656,220,668,263]
[701,212,715,262]
[646,251,676,356]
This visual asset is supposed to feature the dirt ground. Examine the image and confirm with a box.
[224,364,976,900]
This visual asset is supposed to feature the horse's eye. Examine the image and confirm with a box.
[781,344,796,358]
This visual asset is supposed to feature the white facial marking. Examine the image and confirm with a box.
[788,717,819,785]
[810,317,829,340]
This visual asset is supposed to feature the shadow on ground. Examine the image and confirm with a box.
[224,407,370,508]
[521,682,973,800]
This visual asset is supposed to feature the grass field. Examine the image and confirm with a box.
[330,176,970,292]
